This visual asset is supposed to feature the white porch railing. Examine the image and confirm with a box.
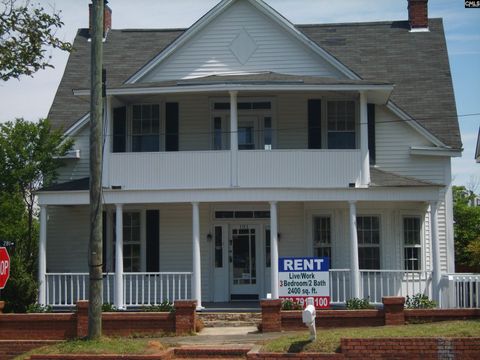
[441,274,480,308]
[360,270,433,304]
[329,269,351,304]
[123,272,192,307]
[46,273,115,307]
[45,272,192,307]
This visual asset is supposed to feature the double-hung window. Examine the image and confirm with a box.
[357,216,380,269]
[327,101,356,149]
[123,212,141,272]
[403,216,422,270]
[313,216,331,260]
[132,104,160,152]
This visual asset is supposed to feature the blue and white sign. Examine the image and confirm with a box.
[278,257,330,308]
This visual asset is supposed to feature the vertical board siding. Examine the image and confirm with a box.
[142,0,342,82]
[56,127,90,183]
[47,206,89,272]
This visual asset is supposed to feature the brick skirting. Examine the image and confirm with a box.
[248,337,480,359]
[0,300,195,340]
[261,297,480,332]
[0,340,61,360]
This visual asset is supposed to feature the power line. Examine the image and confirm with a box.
[68,111,480,138]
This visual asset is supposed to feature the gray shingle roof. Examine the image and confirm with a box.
[370,167,441,187]
[48,19,461,149]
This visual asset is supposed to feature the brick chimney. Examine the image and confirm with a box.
[89,0,112,37]
[408,0,429,30]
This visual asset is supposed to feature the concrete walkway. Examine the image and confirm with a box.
[161,327,300,346]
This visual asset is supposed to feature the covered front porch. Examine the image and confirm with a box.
[37,180,463,309]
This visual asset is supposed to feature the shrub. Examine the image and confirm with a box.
[142,301,175,313]
[405,293,436,309]
[26,303,52,313]
[102,303,118,312]
[346,297,374,309]
[281,299,303,310]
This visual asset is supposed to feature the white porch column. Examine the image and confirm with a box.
[430,201,441,304]
[192,202,203,309]
[270,201,279,299]
[359,91,370,186]
[229,90,239,187]
[349,201,361,299]
[114,204,124,309]
[38,205,47,306]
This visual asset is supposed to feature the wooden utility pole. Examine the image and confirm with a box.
[89,0,104,339]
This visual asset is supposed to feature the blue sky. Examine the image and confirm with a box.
[1,0,479,185]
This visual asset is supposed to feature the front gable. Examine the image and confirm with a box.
[137,0,347,83]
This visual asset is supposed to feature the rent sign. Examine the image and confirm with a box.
[278,257,330,308]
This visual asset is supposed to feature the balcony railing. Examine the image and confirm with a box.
[106,149,362,190]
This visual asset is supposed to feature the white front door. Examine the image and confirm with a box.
[230,224,260,298]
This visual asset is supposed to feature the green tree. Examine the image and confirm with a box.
[0,0,72,81]
[453,186,480,272]
[0,119,72,311]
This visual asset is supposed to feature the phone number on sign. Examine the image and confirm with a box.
[280,296,330,308]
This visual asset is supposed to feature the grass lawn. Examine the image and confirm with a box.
[15,337,170,360]
[262,320,480,353]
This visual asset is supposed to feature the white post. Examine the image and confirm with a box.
[38,205,47,306]
[114,204,124,309]
[230,90,239,187]
[430,201,441,305]
[270,201,279,299]
[359,91,370,186]
[192,202,203,309]
[349,201,361,299]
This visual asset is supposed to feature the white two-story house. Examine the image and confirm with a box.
[37,0,465,310]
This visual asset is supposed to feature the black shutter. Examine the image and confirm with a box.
[165,102,179,151]
[146,210,160,272]
[102,211,107,272]
[308,99,322,149]
[367,104,376,165]
[113,106,127,153]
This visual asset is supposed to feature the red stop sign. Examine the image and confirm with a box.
[0,247,10,289]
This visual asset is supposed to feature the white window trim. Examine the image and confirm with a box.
[325,98,359,150]
[400,212,425,272]
[124,102,165,152]
[356,213,382,270]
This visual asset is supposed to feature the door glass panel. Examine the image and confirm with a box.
[215,226,223,268]
[238,125,254,150]
[232,228,256,285]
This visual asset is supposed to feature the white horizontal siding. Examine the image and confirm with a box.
[56,127,90,183]
[158,203,212,301]
[143,0,342,82]
[46,205,89,272]
[375,105,450,272]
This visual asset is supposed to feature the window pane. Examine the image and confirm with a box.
[214,117,222,150]
[215,226,223,268]
[328,132,355,149]
[359,247,380,269]
[265,229,271,268]
[132,104,160,152]
[404,247,420,270]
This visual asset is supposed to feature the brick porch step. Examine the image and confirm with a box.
[198,312,261,328]
[173,345,250,358]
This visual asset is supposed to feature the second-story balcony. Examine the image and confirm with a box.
[91,80,388,191]
[106,149,362,190]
